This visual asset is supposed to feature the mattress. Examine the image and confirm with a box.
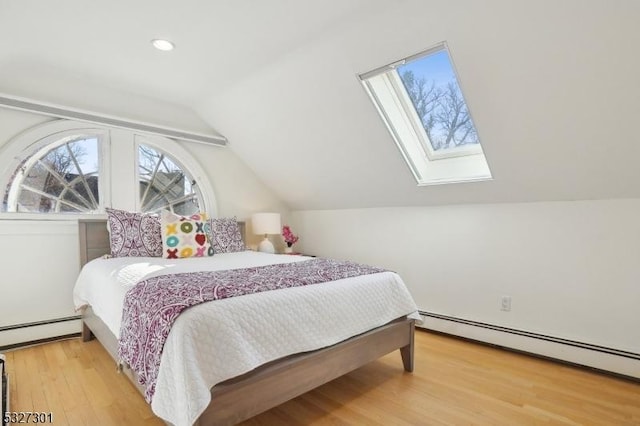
[73,251,419,426]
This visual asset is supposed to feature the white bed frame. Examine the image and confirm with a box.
[78,219,415,425]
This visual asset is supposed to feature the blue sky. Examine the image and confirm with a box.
[397,49,457,88]
[395,48,480,148]
[72,138,99,174]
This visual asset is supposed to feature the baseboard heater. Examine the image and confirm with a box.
[0,315,81,333]
[420,311,640,361]
[0,316,81,351]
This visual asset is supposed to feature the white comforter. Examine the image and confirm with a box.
[73,251,419,426]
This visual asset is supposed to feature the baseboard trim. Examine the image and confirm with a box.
[418,327,640,384]
[0,317,81,350]
[0,315,81,333]
[420,311,640,360]
[0,333,81,352]
[419,310,640,379]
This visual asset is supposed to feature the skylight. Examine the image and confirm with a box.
[360,43,492,185]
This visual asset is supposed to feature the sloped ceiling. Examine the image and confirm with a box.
[2,1,639,209]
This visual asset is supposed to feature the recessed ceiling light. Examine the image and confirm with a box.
[151,39,175,51]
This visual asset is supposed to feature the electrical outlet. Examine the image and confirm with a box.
[501,295,512,312]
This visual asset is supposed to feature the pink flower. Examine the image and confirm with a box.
[282,225,299,246]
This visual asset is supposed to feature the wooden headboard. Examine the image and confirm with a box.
[79,219,111,267]
[78,218,247,268]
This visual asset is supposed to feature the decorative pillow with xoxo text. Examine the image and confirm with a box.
[161,210,214,259]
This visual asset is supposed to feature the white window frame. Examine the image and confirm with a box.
[388,70,483,161]
[0,121,111,216]
[359,43,492,186]
[0,119,217,219]
[6,131,109,214]
[134,134,215,216]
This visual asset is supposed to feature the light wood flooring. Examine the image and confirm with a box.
[5,330,640,425]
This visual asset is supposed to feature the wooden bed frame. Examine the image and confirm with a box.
[78,219,415,425]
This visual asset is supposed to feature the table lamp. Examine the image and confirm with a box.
[251,212,281,253]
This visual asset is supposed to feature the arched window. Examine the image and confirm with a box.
[6,135,101,213]
[1,120,216,216]
[138,144,201,215]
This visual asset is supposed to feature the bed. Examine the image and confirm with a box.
[74,218,419,426]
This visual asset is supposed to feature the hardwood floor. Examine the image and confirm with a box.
[5,330,640,425]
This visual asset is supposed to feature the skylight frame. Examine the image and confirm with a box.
[359,42,492,186]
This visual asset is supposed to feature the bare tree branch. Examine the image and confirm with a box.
[400,72,478,150]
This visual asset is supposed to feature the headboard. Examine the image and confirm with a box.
[78,219,247,268]
[78,219,111,267]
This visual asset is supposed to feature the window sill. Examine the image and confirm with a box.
[0,212,107,221]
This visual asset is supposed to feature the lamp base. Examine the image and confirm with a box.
[257,237,275,253]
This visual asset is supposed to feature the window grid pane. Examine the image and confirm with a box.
[8,138,100,213]
[397,49,480,152]
[138,144,200,215]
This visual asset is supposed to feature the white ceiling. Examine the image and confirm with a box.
[0,0,374,106]
[2,0,639,210]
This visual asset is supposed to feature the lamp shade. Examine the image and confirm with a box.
[251,213,281,235]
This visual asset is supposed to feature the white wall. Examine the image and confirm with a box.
[292,199,640,375]
[0,220,81,346]
[199,1,640,211]
[0,71,220,138]
[0,108,290,346]
[178,140,292,250]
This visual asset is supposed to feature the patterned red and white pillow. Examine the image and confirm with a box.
[105,208,162,257]
[161,210,214,259]
[209,217,246,253]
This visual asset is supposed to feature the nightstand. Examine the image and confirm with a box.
[283,252,316,257]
